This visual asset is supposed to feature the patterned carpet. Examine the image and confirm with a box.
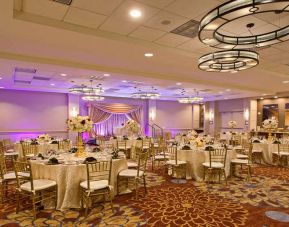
[1,165,289,227]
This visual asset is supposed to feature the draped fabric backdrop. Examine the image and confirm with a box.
[88,103,142,136]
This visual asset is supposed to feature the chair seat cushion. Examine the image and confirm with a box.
[252,149,262,153]
[20,179,56,192]
[236,154,248,159]
[231,159,248,164]
[118,146,131,150]
[166,160,186,165]
[3,172,16,180]
[127,161,138,168]
[4,152,18,156]
[119,169,144,177]
[154,155,168,160]
[202,162,224,168]
[142,146,150,149]
[80,179,109,190]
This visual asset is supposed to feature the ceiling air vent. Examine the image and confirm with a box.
[33,76,50,81]
[14,67,36,74]
[52,0,73,5]
[170,19,200,38]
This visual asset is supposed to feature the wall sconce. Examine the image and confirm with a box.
[208,110,214,125]
[70,107,78,117]
[149,109,156,121]
[244,108,249,121]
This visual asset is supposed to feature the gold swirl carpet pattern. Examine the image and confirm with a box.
[1,165,289,226]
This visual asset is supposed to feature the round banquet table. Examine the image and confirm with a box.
[30,157,127,210]
[252,143,278,165]
[177,148,237,182]
[14,142,71,158]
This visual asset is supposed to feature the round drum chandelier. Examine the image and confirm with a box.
[198,49,259,72]
[69,80,105,101]
[178,96,204,104]
[131,91,160,99]
[198,0,289,49]
[81,95,105,101]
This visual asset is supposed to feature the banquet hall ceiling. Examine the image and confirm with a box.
[0,0,288,101]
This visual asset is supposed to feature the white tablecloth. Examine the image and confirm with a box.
[30,157,127,210]
[253,143,278,164]
[177,148,237,182]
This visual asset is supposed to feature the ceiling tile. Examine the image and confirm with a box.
[99,17,140,35]
[177,38,206,52]
[22,0,68,20]
[64,7,107,29]
[135,0,175,9]
[165,0,221,19]
[144,10,189,32]
[129,26,166,41]
[154,33,190,47]
[71,0,123,16]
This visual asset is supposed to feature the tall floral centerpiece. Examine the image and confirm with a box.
[124,120,140,136]
[67,115,93,157]
[262,117,278,141]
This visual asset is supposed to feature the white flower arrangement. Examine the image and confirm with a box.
[228,120,237,129]
[187,130,198,138]
[124,120,140,134]
[37,133,51,141]
[263,117,278,129]
[67,115,93,132]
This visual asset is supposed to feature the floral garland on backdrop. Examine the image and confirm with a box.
[67,115,93,132]
[124,120,140,134]
[228,120,237,129]
[263,117,278,129]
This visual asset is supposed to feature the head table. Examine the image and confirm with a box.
[29,153,127,210]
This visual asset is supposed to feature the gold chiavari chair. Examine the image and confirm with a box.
[21,142,38,160]
[0,152,17,202]
[251,141,263,164]
[165,145,186,178]
[117,140,131,159]
[272,144,289,166]
[151,138,167,172]
[202,148,227,185]
[231,142,253,181]
[58,140,70,151]
[80,159,114,217]
[117,150,149,199]
[13,161,57,219]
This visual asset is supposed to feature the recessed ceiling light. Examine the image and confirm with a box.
[122,80,127,83]
[144,52,153,57]
[176,82,182,86]
[262,93,267,96]
[103,73,110,77]
[129,9,142,18]
[274,96,278,98]
[225,89,231,92]
[282,80,289,84]
[224,97,228,100]
[60,73,67,77]
[260,97,264,100]
[0,77,2,80]
[219,91,224,94]
[0,86,4,89]
[50,83,55,86]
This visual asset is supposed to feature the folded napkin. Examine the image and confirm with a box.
[252,140,260,143]
[48,157,59,165]
[136,137,143,140]
[84,157,97,163]
[273,140,281,144]
[181,145,191,150]
[50,140,59,144]
[205,146,214,151]
[92,147,101,152]
[37,153,45,160]
[69,147,78,153]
